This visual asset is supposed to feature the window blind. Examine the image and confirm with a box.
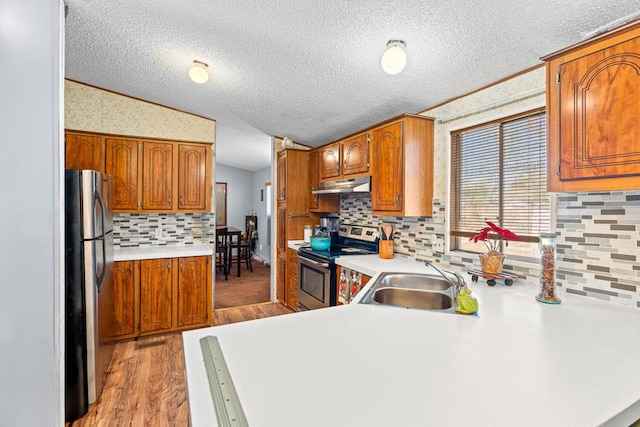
[450,109,550,249]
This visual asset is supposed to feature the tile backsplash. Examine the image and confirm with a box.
[113,213,216,247]
[339,191,640,309]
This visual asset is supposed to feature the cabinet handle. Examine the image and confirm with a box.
[168,196,171,207]
[288,213,309,218]
[180,261,183,271]
[129,264,133,275]
[168,261,171,271]
[395,193,401,206]
[179,196,183,207]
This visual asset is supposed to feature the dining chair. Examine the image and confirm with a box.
[215,227,229,280]
[228,221,255,273]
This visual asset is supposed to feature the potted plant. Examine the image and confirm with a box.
[470,221,519,274]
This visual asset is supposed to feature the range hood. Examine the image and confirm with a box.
[312,176,371,194]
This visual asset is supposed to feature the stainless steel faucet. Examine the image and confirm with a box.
[425,261,467,294]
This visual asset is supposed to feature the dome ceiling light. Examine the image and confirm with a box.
[189,60,209,84]
[380,40,407,75]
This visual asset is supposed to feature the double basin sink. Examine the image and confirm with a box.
[358,272,458,312]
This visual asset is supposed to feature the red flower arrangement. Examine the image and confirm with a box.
[470,221,519,255]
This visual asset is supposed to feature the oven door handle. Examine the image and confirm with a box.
[299,257,330,268]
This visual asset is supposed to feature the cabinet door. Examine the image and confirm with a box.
[277,151,287,201]
[308,150,320,210]
[140,258,173,333]
[277,205,287,253]
[177,256,210,328]
[559,35,640,181]
[341,133,369,176]
[320,142,341,179]
[112,260,138,338]
[286,276,298,311]
[276,255,286,303]
[286,249,298,310]
[372,122,404,212]
[178,143,209,211]
[106,138,139,211]
[142,141,173,211]
[65,132,103,172]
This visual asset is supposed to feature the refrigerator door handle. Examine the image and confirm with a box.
[95,190,107,292]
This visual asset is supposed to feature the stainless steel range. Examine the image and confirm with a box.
[297,224,379,311]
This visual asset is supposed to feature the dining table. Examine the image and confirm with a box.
[216,225,243,277]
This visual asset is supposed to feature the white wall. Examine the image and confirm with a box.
[252,166,272,263]
[0,0,63,425]
[215,163,254,231]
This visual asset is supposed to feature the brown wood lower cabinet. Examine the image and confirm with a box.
[276,255,286,304]
[112,260,138,338]
[286,249,298,311]
[140,258,173,333]
[176,256,211,327]
[113,255,212,340]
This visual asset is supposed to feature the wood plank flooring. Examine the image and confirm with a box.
[69,302,294,426]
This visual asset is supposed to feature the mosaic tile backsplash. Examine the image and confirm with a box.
[339,191,640,309]
[113,213,216,247]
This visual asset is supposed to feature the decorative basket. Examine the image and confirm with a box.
[479,253,505,274]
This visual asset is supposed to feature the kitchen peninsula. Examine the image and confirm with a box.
[183,257,640,427]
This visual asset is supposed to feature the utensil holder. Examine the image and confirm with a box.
[379,240,394,259]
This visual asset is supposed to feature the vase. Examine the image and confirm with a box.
[479,253,504,274]
[536,233,561,304]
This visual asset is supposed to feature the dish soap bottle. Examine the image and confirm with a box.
[456,288,478,314]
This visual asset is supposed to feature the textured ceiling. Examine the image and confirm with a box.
[64,1,640,171]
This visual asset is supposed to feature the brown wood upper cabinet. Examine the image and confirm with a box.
[308,149,340,212]
[178,143,209,211]
[106,137,139,210]
[277,150,287,201]
[65,132,104,172]
[104,136,211,213]
[371,115,434,216]
[319,133,370,180]
[142,141,173,211]
[341,133,369,176]
[543,21,640,192]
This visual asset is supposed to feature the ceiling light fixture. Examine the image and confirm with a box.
[189,60,209,84]
[381,39,407,75]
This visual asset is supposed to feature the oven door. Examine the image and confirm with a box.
[297,255,333,311]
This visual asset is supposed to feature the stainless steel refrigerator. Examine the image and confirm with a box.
[64,169,115,422]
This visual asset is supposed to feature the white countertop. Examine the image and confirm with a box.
[287,240,306,251]
[183,257,640,427]
[336,253,428,277]
[114,244,213,261]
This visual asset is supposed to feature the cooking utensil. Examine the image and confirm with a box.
[379,225,387,240]
[384,224,393,240]
[310,236,331,250]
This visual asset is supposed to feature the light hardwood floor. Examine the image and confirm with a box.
[70,302,294,426]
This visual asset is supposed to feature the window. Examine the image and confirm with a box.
[450,109,550,258]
